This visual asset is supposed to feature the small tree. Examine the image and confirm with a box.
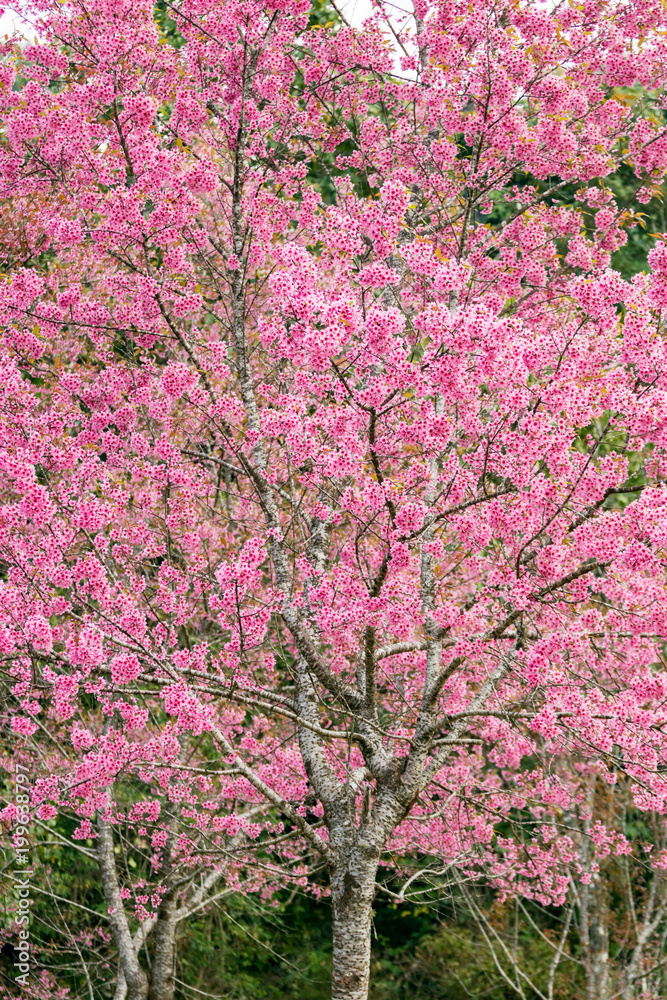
[455,768,667,1000]
[4,1,667,997]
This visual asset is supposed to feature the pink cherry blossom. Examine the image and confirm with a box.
[3,0,667,997]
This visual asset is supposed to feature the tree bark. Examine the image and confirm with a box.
[148,893,177,1000]
[588,897,610,1000]
[97,816,149,1000]
[579,867,610,1000]
[330,855,378,1000]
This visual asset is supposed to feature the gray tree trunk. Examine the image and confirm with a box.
[330,854,379,1000]
[148,892,177,1000]
[97,817,149,1000]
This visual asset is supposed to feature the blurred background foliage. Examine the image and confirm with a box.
[3,798,660,1000]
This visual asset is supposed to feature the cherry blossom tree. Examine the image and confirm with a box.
[4,0,667,998]
[456,767,667,1000]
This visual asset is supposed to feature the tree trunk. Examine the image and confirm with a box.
[97,816,149,1000]
[580,874,610,1000]
[148,893,177,1000]
[330,856,378,1000]
[588,907,610,1000]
